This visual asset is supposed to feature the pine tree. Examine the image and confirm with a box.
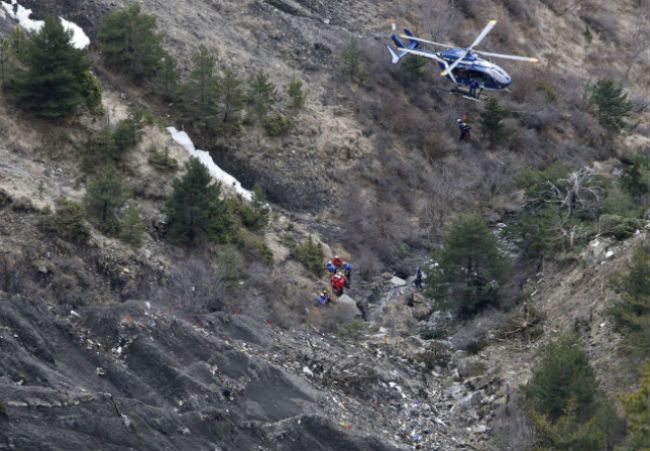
[156,52,180,101]
[247,69,276,120]
[588,79,632,134]
[15,17,91,118]
[165,158,233,245]
[609,243,650,354]
[97,5,164,81]
[218,68,245,135]
[84,168,130,235]
[182,46,219,130]
[523,333,599,421]
[120,204,145,247]
[42,199,90,243]
[620,360,650,450]
[288,77,305,110]
[429,214,510,317]
[479,97,510,147]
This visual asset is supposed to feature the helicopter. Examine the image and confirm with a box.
[385,20,539,99]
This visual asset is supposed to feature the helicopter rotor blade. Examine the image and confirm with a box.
[473,50,539,63]
[440,50,469,77]
[469,19,497,50]
[398,34,456,48]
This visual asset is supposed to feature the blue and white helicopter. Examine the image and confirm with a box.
[386,20,539,100]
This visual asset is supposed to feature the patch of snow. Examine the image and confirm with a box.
[60,17,90,49]
[167,127,253,201]
[1,1,90,49]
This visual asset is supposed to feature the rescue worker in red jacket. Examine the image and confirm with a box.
[331,255,343,269]
[330,272,346,296]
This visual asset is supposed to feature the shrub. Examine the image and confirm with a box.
[0,400,5,417]
[608,243,650,354]
[148,146,178,171]
[288,77,305,110]
[165,158,235,245]
[263,113,292,137]
[97,5,164,81]
[119,204,145,247]
[83,115,144,170]
[0,36,10,88]
[400,55,426,81]
[15,17,93,118]
[599,214,646,240]
[420,327,448,340]
[588,79,632,134]
[41,199,90,243]
[479,97,511,147]
[428,214,511,318]
[337,320,377,341]
[291,236,324,275]
[233,185,269,231]
[79,71,103,113]
[620,360,650,450]
[84,168,131,235]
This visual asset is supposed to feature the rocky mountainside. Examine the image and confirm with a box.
[0,0,649,450]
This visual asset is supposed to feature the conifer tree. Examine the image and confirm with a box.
[588,79,632,134]
[97,5,164,81]
[340,38,367,82]
[84,168,130,235]
[0,37,9,89]
[218,68,245,135]
[401,55,426,81]
[182,46,219,130]
[479,97,510,147]
[609,243,650,353]
[620,360,650,450]
[165,158,233,245]
[429,214,510,317]
[288,77,305,110]
[120,204,145,247]
[247,69,276,120]
[15,17,91,118]
[156,52,180,101]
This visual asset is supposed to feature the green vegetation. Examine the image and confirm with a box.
[340,38,367,83]
[288,77,305,110]
[119,204,145,248]
[338,320,378,340]
[263,113,293,137]
[233,185,270,231]
[506,164,605,258]
[165,158,234,245]
[84,169,131,235]
[428,214,510,318]
[291,236,324,275]
[0,36,10,88]
[620,360,650,450]
[98,5,164,81]
[479,97,511,147]
[217,68,245,135]
[419,341,452,369]
[148,146,178,171]
[15,17,96,118]
[156,53,180,101]
[401,55,427,81]
[0,399,5,417]
[84,115,143,170]
[182,46,220,131]
[523,333,624,450]
[620,153,650,200]
[609,243,650,355]
[588,79,632,134]
[247,69,276,120]
[41,199,90,243]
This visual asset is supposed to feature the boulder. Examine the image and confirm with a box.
[389,276,407,287]
[332,294,361,322]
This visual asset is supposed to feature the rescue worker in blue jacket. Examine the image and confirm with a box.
[316,289,331,306]
[343,262,352,287]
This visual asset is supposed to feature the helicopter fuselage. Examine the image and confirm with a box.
[438,48,512,90]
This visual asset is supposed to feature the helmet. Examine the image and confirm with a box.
[457,119,462,123]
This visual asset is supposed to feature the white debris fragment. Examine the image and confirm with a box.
[302,366,314,377]
[69,310,81,318]
[167,127,253,201]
